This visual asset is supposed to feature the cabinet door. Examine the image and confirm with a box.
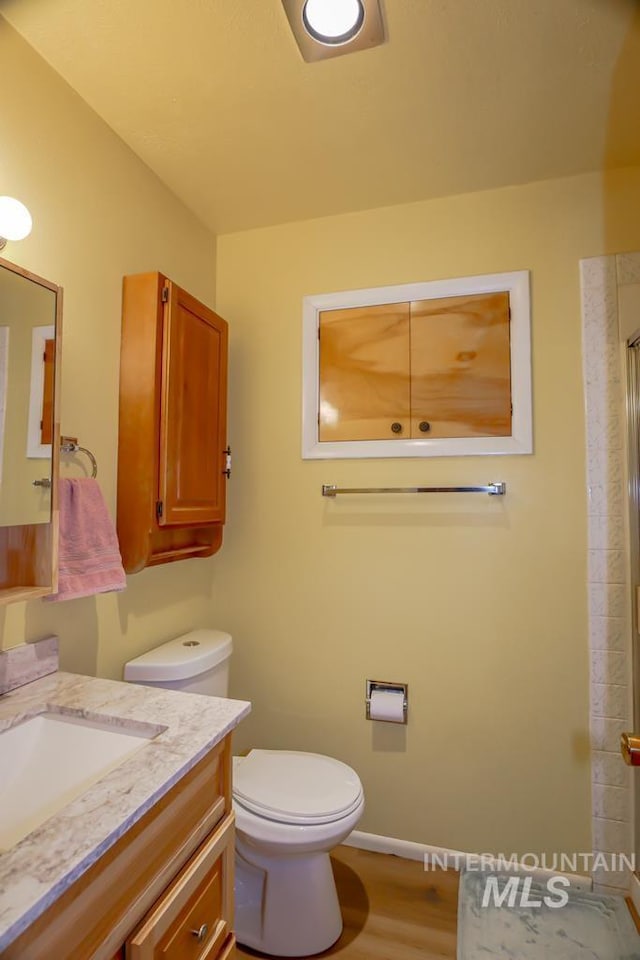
[159,282,228,526]
[127,815,234,960]
[318,302,410,441]
[410,292,511,438]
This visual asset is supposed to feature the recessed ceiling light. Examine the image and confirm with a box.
[281,0,384,62]
[302,0,365,46]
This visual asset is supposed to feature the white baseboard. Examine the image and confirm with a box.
[344,829,430,862]
[344,830,593,892]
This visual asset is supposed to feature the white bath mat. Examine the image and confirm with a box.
[457,870,640,959]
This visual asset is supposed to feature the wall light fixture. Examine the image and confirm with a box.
[281,0,384,62]
[0,196,33,251]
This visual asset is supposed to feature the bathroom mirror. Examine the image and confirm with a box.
[0,257,61,526]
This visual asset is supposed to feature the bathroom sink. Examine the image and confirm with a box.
[0,709,161,850]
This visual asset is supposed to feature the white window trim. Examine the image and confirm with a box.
[301,271,532,459]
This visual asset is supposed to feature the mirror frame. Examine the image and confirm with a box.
[0,255,62,603]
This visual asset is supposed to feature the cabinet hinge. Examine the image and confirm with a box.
[156,500,163,519]
[161,286,169,303]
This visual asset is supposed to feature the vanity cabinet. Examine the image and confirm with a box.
[117,273,228,574]
[3,737,236,960]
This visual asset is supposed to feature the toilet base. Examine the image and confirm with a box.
[235,839,343,957]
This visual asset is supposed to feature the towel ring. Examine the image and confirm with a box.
[60,436,98,479]
[33,436,99,488]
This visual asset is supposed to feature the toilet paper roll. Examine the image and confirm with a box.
[369,688,405,723]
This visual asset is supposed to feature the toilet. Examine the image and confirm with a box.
[123,629,364,957]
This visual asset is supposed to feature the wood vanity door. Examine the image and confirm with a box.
[127,815,234,960]
[318,302,411,441]
[409,291,511,438]
[158,282,228,527]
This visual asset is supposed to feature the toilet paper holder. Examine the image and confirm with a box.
[366,680,408,724]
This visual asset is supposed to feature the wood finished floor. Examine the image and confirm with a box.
[235,845,458,959]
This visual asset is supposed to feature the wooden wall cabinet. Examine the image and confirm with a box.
[302,271,532,459]
[318,292,512,442]
[117,273,229,574]
[4,737,236,960]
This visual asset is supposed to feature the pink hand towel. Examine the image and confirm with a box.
[46,478,127,602]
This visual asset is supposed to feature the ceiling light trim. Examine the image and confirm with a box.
[302,0,365,46]
[281,0,384,62]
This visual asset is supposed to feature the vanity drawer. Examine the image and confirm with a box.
[127,813,234,960]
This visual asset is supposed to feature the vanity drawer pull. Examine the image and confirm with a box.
[191,923,208,942]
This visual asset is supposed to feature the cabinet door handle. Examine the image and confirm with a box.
[390,422,403,434]
[223,446,231,479]
[191,923,208,942]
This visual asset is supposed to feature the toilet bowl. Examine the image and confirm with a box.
[124,630,364,957]
[234,750,364,955]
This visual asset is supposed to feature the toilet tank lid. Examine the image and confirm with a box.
[123,629,232,683]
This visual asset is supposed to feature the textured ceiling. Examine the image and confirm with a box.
[2,0,639,234]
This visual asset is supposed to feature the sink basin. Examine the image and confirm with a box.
[0,709,162,850]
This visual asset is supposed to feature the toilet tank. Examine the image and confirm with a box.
[123,629,232,697]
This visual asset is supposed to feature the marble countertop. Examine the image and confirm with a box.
[0,671,250,951]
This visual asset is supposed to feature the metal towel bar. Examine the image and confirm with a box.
[322,482,506,497]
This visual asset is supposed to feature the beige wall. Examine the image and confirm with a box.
[0,20,219,678]
[215,167,640,857]
[3,12,640,859]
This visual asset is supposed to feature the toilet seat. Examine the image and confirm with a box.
[233,750,363,825]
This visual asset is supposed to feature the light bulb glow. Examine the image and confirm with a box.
[0,196,33,242]
[302,0,364,44]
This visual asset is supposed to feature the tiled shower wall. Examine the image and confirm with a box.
[580,251,640,893]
